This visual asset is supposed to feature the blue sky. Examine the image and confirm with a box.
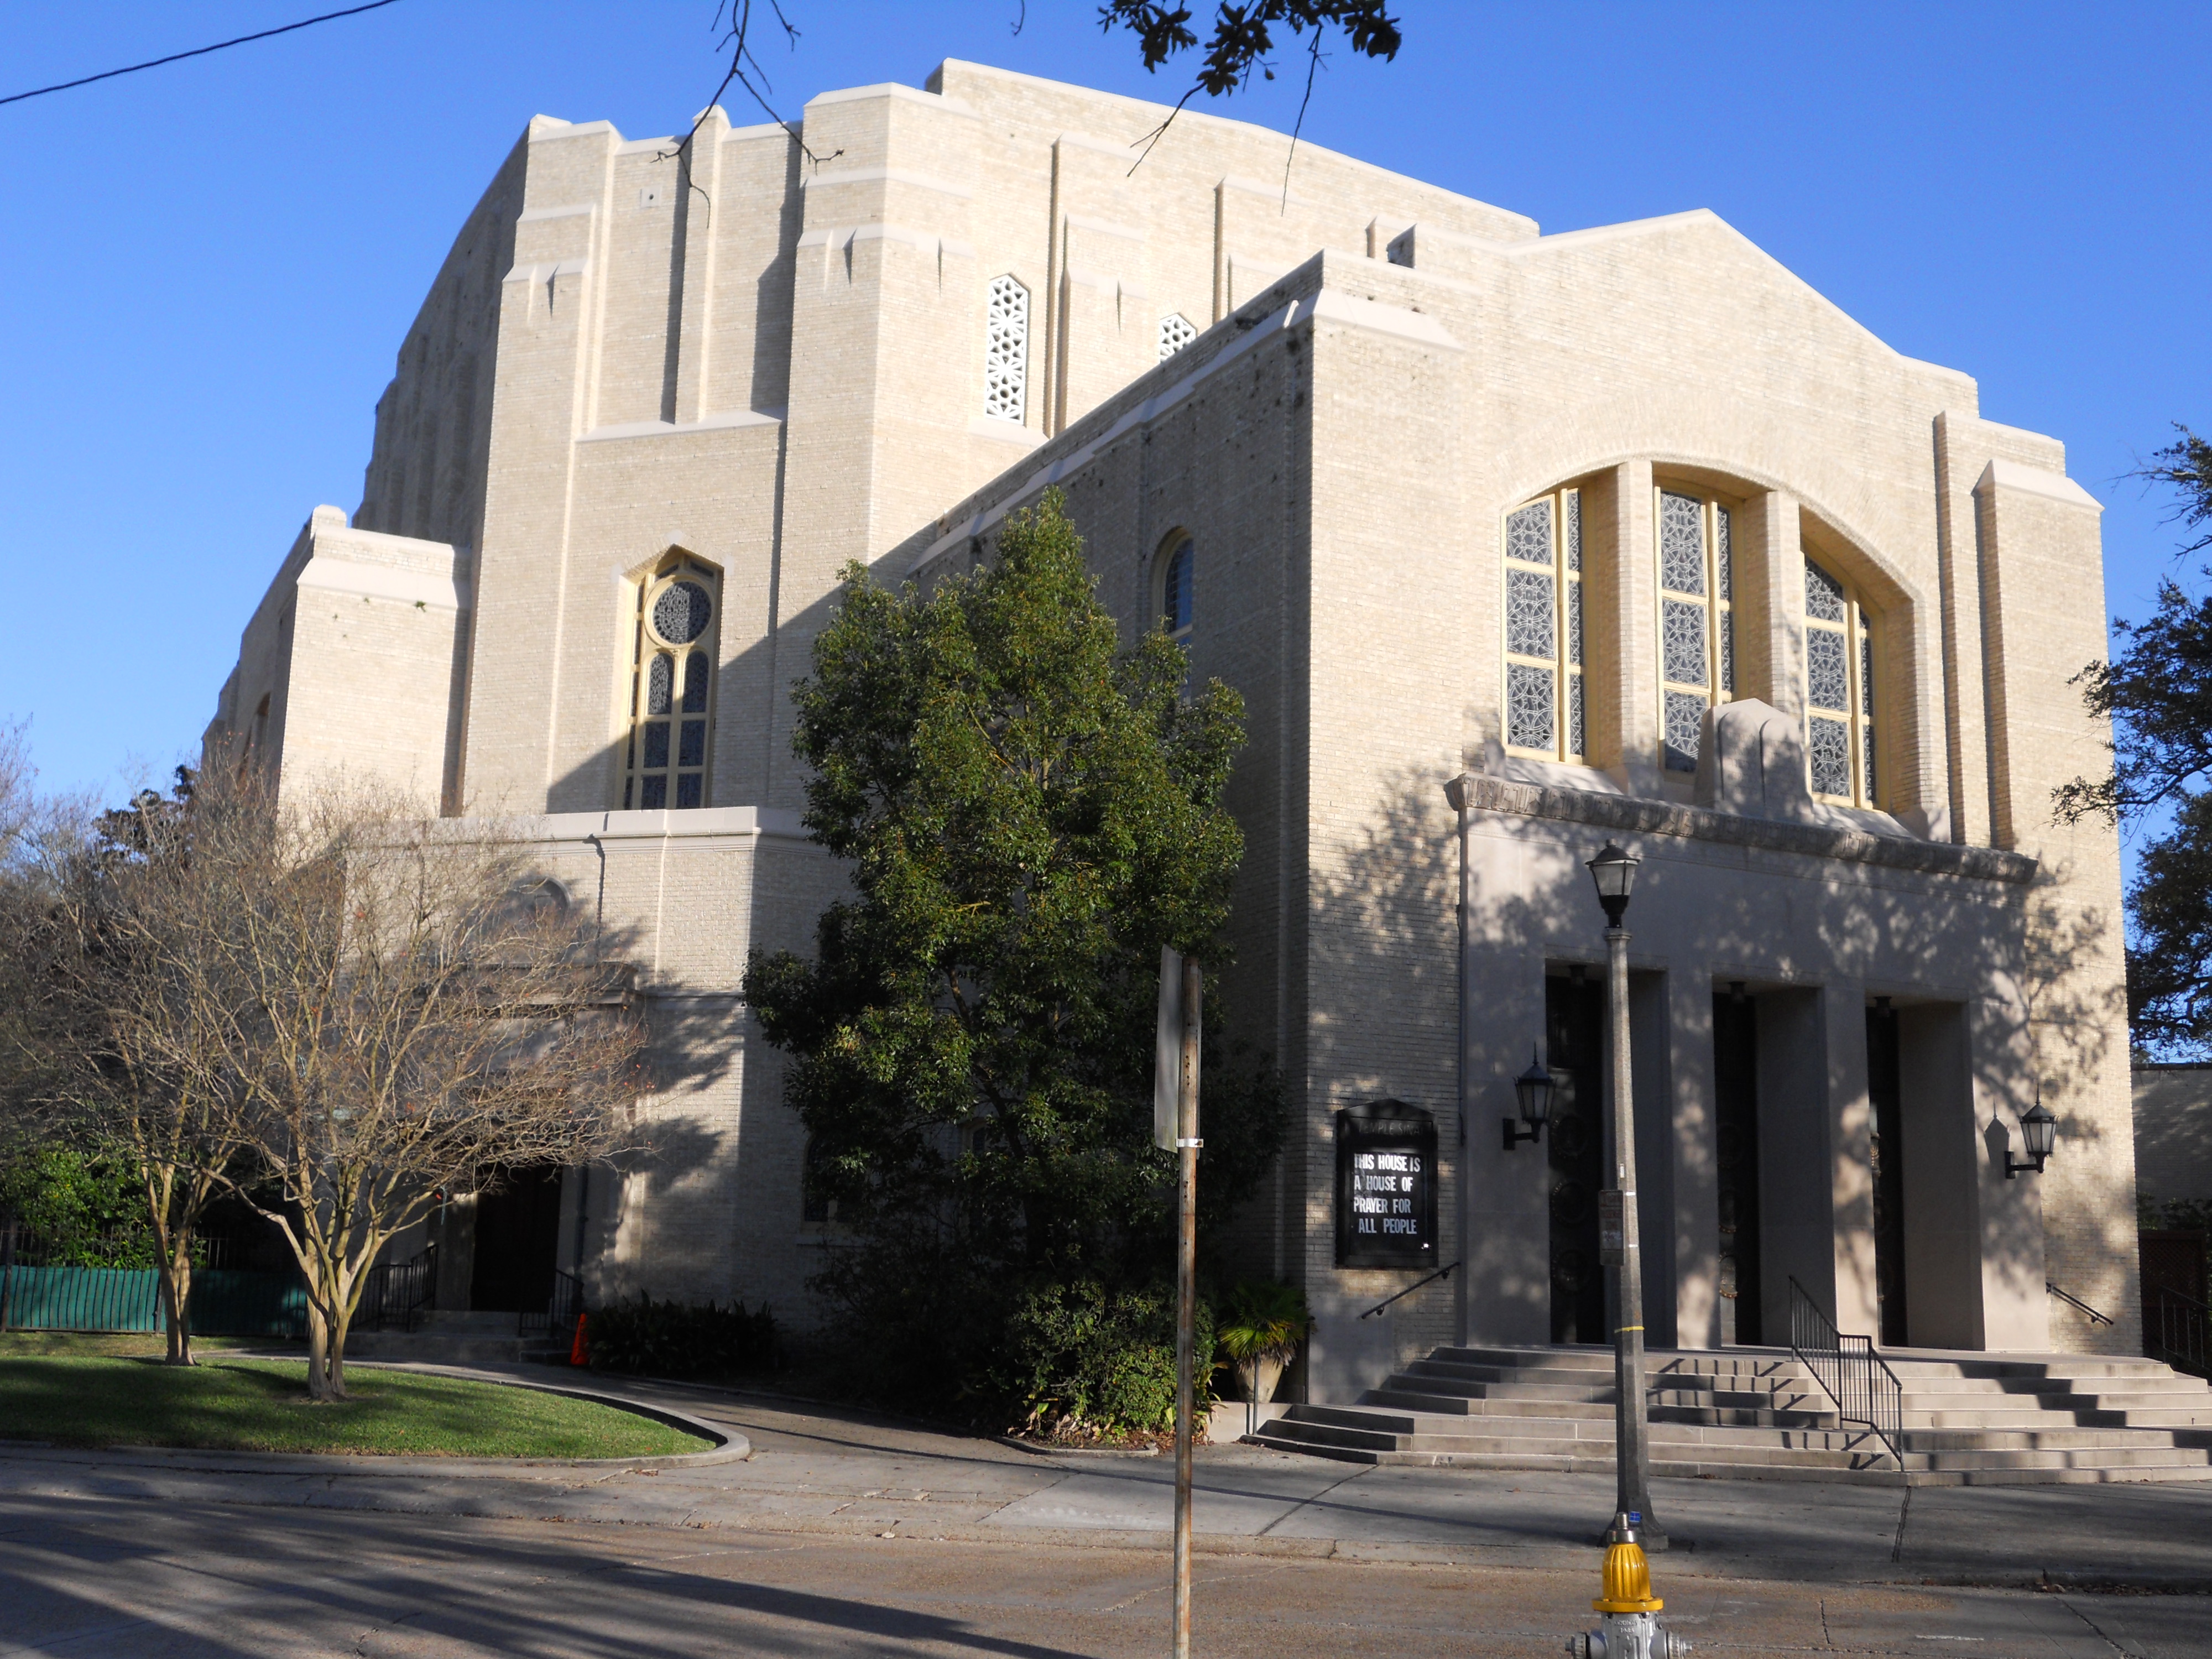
[1,1,2204,812]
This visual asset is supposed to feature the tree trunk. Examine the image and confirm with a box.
[157,1239,195,1366]
[304,1301,332,1400]
[328,1308,349,1398]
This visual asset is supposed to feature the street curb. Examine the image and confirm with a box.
[995,1436,1161,1457]
[0,1357,749,1474]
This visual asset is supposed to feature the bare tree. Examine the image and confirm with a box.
[16,770,646,1399]
[217,781,647,1398]
[0,735,225,1356]
[55,772,248,1365]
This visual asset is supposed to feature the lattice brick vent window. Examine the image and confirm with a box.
[1656,488,1735,773]
[984,275,1030,423]
[622,554,721,811]
[1158,313,1198,362]
[1501,488,1585,761]
[1804,556,1877,805]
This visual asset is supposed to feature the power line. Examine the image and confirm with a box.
[0,0,403,109]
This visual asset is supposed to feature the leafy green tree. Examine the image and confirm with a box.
[743,492,1281,1406]
[2058,426,2212,1048]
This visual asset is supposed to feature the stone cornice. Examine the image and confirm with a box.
[1455,773,2038,885]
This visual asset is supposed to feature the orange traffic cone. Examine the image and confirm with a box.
[570,1312,589,1366]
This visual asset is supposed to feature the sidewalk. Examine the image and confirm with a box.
[9,1364,2210,1592]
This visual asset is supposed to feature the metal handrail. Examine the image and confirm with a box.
[522,1267,585,1340]
[1359,1260,1460,1319]
[2149,1285,2208,1379]
[362,1245,438,1332]
[2047,1281,2114,1327]
[1787,1275,1906,1470]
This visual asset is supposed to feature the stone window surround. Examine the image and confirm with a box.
[1802,544,1882,811]
[1499,487,1585,764]
[1489,464,1913,829]
[619,551,722,813]
[1154,528,1194,645]
[1655,484,1738,775]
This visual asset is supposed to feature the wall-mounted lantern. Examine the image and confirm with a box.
[1506,1046,1554,1150]
[2007,1091,2058,1179]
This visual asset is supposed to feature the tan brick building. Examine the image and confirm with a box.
[206,60,2136,1383]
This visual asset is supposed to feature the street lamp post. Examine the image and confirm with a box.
[1587,841,1664,1551]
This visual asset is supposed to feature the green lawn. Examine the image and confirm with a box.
[0,1352,711,1458]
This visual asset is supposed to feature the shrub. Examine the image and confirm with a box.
[997,1279,1214,1438]
[585,1293,779,1378]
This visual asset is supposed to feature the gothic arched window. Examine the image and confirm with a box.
[984,275,1029,423]
[1501,487,1585,761]
[622,552,720,811]
[1803,556,1879,805]
[1655,487,1736,771]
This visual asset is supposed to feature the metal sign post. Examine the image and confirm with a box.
[1171,952,1202,1659]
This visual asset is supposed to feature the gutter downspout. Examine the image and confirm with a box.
[1443,772,1474,1348]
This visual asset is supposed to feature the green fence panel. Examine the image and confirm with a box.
[187,1269,307,1338]
[0,1265,162,1332]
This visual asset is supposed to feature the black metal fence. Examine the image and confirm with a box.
[1788,1275,1905,1468]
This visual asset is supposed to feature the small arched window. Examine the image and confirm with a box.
[984,275,1029,423]
[1501,488,1585,761]
[622,553,721,811]
[1157,534,1194,646]
[1158,313,1197,362]
[800,1136,838,1227]
[1803,556,1879,805]
[1655,487,1736,771]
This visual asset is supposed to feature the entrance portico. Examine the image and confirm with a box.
[1453,721,2056,1359]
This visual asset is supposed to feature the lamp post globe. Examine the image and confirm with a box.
[1587,843,1640,928]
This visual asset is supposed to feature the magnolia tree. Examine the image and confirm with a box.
[16,770,646,1398]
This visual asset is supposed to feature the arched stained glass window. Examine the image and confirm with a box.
[1804,555,1879,806]
[984,275,1029,423]
[1158,313,1198,362]
[622,553,720,811]
[1501,487,1585,761]
[1655,487,1736,772]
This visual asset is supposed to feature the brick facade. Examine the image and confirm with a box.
[204,60,2136,1368]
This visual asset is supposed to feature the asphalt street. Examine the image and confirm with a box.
[3,1375,2209,1656]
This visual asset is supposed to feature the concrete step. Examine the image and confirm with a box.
[418,1310,528,1334]
[1259,1342,2212,1488]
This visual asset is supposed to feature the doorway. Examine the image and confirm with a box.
[468,1166,564,1314]
[1713,987,1762,1343]
[1546,971,1606,1344]
[1866,1001,1908,1347]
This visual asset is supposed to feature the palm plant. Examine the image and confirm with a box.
[1215,1280,1310,1407]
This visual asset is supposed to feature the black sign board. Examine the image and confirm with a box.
[1334,1099,1439,1269]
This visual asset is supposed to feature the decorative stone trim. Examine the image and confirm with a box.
[1453,771,2037,885]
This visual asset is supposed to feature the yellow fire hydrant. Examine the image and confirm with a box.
[1565,1513,1691,1658]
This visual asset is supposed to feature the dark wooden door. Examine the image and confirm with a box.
[469,1166,564,1314]
[1546,973,1606,1344]
[1866,1004,1908,1347]
[1713,990,1762,1343]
